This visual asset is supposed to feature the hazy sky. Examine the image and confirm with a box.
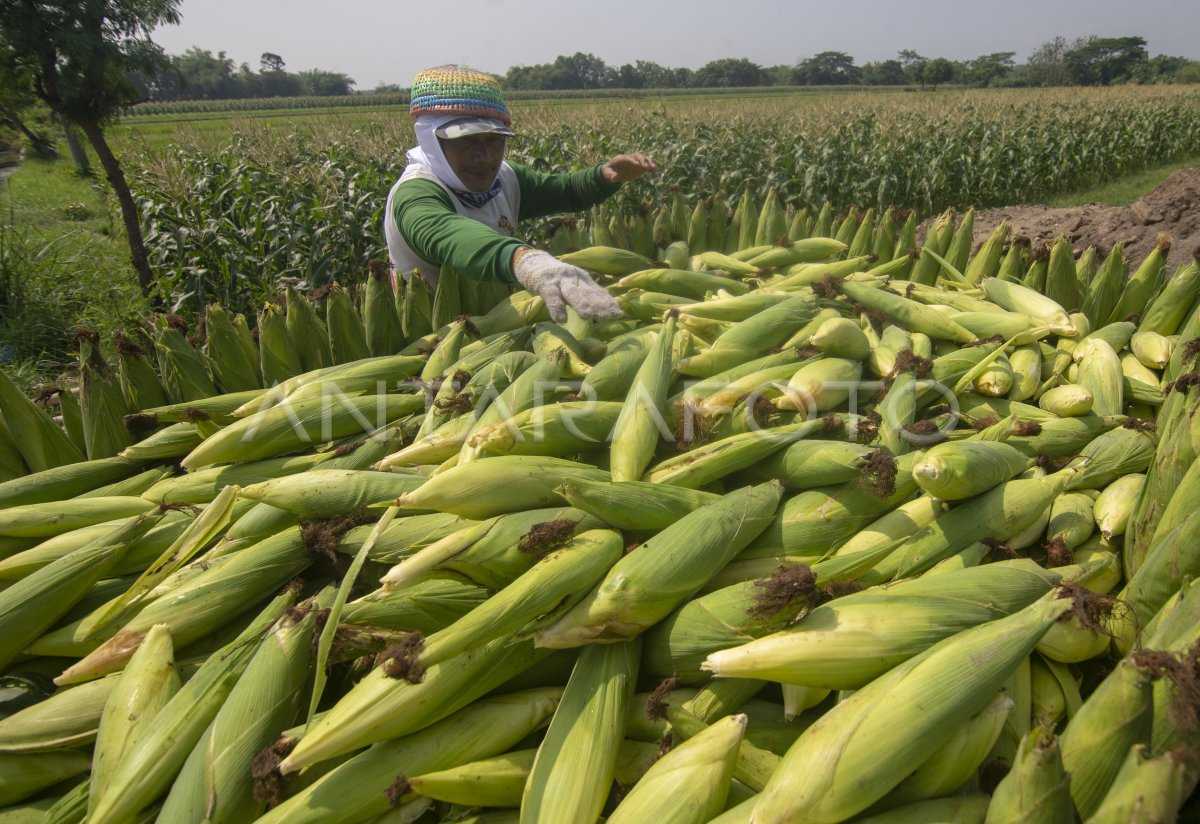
[152,0,1200,90]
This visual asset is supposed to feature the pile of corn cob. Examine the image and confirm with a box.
[2,188,1200,824]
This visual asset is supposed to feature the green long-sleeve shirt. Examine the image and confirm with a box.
[391,162,621,284]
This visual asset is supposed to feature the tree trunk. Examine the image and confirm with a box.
[77,119,155,297]
[1,114,58,160]
[61,121,90,175]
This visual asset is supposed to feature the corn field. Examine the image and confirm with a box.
[123,86,1200,315]
[2,185,1200,821]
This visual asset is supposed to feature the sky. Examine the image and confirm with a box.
[152,0,1200,90]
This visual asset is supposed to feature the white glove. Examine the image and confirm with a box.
[513,249,623,323]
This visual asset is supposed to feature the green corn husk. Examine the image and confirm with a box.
[560,246,655,277]
[1058,655,1155,819]
[738,440,875,490]
[607,714,745,824]
[982,278,1075,336]
[0,415,27,482]
[866,469,1078,583]
[743,450,921,559]
[285,287,332,372]
[342,572,488,633]
[157,591,332,824]
[1093,473,1143,539]
[616,268,747,301]
[364,263,405,356]
[0,456,146,509]
[1045,492,1096,554]
[1039,383,1093,417]
[153,317,218,403]
[394,456,608,519]
[0,512,162,670]
[1072,339,1124,417]
[703,559,1061,689]
[1007,344,1042,402]
[138,388,267,425]
[611,315,676,481]
[943,207,974,273]
[1139,254,1200,336]
[534,482,781,648]
[1110,509,1200,653]
[689,358,810,421]
[961,221,1008,285]
[912,441,1029,501]
[687,198,710,252]
[56,525,313,686]
[0,674,117,753]
[1086,744,1199,824]
[238,474,417,518]
[521,640,640,824]
[556,478,719,531]
[402,272,434,340]
[676,295,819,378]
[1107,235,1170,324]
[809,317,870,360]
[463,401,622,460]
[985,728,1073,824]
[834,495,943,559]
[775,357,862,414]
[257,302,302,386]
[260,689,559,824]
[648,417,844,489]
[114,332,168,411]
[400,748,534,807]
[324,283,371,365]
[89,623,179,817]
[852,796,991,824]
[1130,330,1173,371]
[84,587,299,824]
[431,264,463,330]
[1002,415,1124,459]
[1030,657,1066,727]
[141,452,333,505]
[0,751,90,807]
[279,637,549,774]
[43,779,90,824]
[76,337,131,460]
[204,303,262,390]
[1043,236,1083,312]
[888,691,1013,805]
[77,465,172,499]
[1065,425,1156,491]
[749,590,1075,824]
[839,281,975,343]
[403,529,622,669]
[578,335,650,401]
[0,367,84,473]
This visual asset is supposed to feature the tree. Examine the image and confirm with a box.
[861,59,905,85]
[694,58,767,87]
[617,63,644,89]
[921,57,956,87]
[764,64,797,85]
[0,0,181,296]
[0,43,56,158]
[297,69,355,96]
[964,52,1015,86]
[260,52,285,73]
[1026,36,1078,86]
[551,52,613,89]
[1064,36,1148,85]
[898,49,927,84]
[796,51,860,85]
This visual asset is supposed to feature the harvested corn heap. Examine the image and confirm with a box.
[2,192,1200,823]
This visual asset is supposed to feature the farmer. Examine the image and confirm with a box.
[384,64,656,322]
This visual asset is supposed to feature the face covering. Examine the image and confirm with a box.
[406,113,503,208]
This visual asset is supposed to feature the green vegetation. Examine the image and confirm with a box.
[1048,154,1200,207]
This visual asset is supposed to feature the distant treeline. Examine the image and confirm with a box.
[136,36,1199,104]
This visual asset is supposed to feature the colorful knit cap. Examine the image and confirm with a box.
[410,65,511,126]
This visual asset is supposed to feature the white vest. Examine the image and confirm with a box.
[384,161,521,286]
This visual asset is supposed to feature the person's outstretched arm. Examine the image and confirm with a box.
[514,153,657,220]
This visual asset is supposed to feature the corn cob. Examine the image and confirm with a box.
[1072,338,1124,417]
[610,315,675,481]
[521,640,639,823]
[555,477,719,531]
[738,439,875,489]
[1030,657,1067,727]
[0,455,148,509]
[912,441,1029,501]
[704,559,1061,688]
[141,451,332,504]
[83,586,299,823]
[676,295,819,377]
[153,316,218,402]
[205,303,262,390]
[114,331,169,411]
[840,281,976,343]
[0,367,84,472]
[1139,252,1200,336]
[1087,744,1198,824]
[284,286,333,372]
[75,336,130,460]
[158,590,332,824]
[888,691,1013,805]
[1093,473,1143,539]
[1058,655,1155,819]
[1039,383,1093,416]
[1107,234,1169,324]
[535,482,781,648]
[323,283,372,365]
[984,727,1073,824]
[363,262,405,356]
[256,302,302,386]
[88,623,179,817]
[982,278,1075,336]
[751,589,1074,823]
[775,357,863,414]
[1043,236,1083,312]
[56,525,313,686]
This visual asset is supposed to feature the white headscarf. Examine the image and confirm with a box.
[406,113,502,200]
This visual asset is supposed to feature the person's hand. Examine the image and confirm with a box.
[512,248,623,323]
[601,153,656,184]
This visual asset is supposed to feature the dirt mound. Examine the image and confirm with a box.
[971,168,1200,270]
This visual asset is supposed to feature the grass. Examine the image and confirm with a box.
[0,146,149,388]
[1048,154,1200,207]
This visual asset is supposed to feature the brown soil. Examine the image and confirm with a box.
[969,168,1200,269]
